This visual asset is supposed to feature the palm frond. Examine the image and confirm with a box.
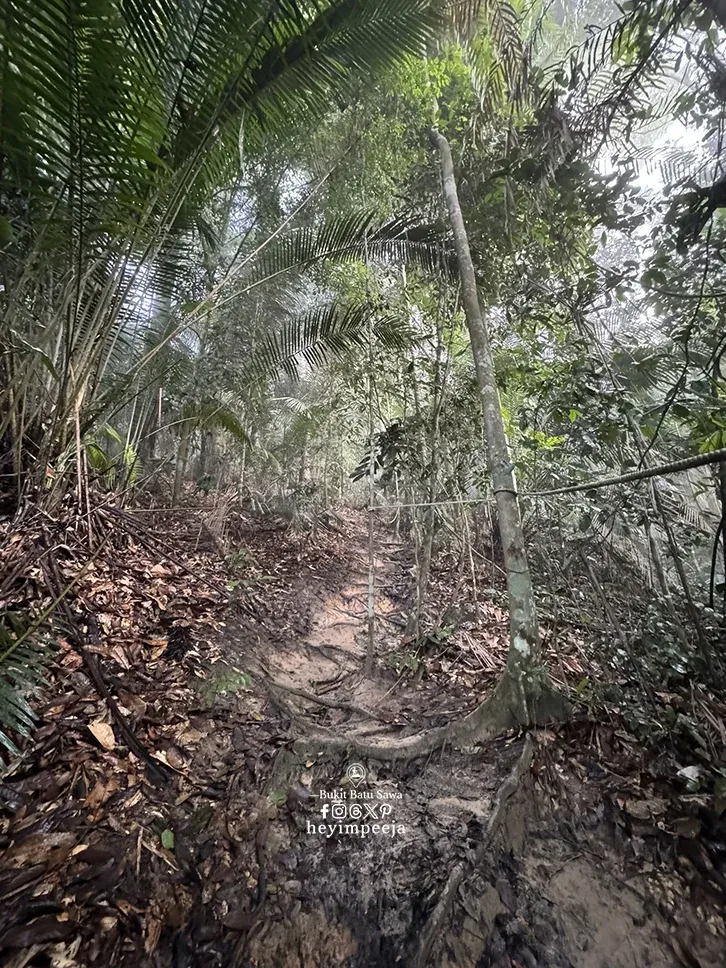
[181,401,250,445]
[243,301,416,383]
[274,396,313,416]
[447,0,528,112]
[247,211,447,290]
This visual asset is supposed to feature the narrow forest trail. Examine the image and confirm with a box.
[210,511,721,968]
[247,512,431,742]
[260,515,401,711]
[1,508,723,968]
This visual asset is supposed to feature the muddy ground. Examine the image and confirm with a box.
[0,507,724,967]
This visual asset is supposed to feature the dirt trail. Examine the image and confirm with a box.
[1,509,723,968]
[220,512,721,968]
[259,518,411,730]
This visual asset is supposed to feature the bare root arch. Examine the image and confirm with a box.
[292,670,569,762]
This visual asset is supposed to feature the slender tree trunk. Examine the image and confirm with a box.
[430,128,562,724]
[406,309,444,642]
[646,515,672,601]
[719,461,726,617]
[239,439,247,493]
[645,512,690,650]
[650,482,713,670]
[714,351,726,618]
[173,427,190,506]
[365,313,376,676]
[198,428,214,479]
[138,396,158,463]
[298,442,307,485]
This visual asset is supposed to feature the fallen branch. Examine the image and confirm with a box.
[412,734,534,968]
[40,550,170,787]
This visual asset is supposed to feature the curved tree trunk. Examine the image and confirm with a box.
[429,128,563,725]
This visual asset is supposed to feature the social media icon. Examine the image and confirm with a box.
[331,801,347,820]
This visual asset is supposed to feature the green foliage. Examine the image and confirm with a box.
[0,0,449,501]
[195,665,252,705]
[86,426,140,488]
[0,614,50,757]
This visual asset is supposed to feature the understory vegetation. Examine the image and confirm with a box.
[1,0,726,965]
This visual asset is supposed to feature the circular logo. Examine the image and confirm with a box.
[346,762,366,787]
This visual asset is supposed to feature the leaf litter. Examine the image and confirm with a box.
[0,501,724,967]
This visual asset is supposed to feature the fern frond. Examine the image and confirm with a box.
[0,616,50,757]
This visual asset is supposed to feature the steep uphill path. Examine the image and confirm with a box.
[232,510,464,742]
[0,506,723,968]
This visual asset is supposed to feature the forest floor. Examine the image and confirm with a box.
[1,504,725,967]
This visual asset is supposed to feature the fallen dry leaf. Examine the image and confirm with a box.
[5,832,77,869]
[623,797,668,821]
[85,777,119,810]
[149,563,172,577]
[88,721,116,751]
[144,915,162,954]
[165,747,186,770]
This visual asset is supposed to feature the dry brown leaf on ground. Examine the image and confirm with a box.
[88,722,116,750]
[622,797,669,820]
[143,915,162,954]
[4,832,78,869]
[85,776,119,810]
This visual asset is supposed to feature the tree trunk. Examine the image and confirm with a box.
[645,512,690,651]
[430,128,563,725]
[365,321,376,677]
[719,460,726,616]
[406,310,444,643]
[298,442,308,485]
[701,0,726,32]
[173,427,190,506]
[138,398,158,463]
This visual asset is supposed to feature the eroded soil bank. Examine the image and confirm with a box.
[1,509,724,967]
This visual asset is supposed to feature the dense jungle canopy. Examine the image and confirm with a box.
[1,1,726,966]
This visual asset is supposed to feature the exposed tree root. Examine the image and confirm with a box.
[412,734,534,968]
[264,675,392,723]
[293,671,568,761]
